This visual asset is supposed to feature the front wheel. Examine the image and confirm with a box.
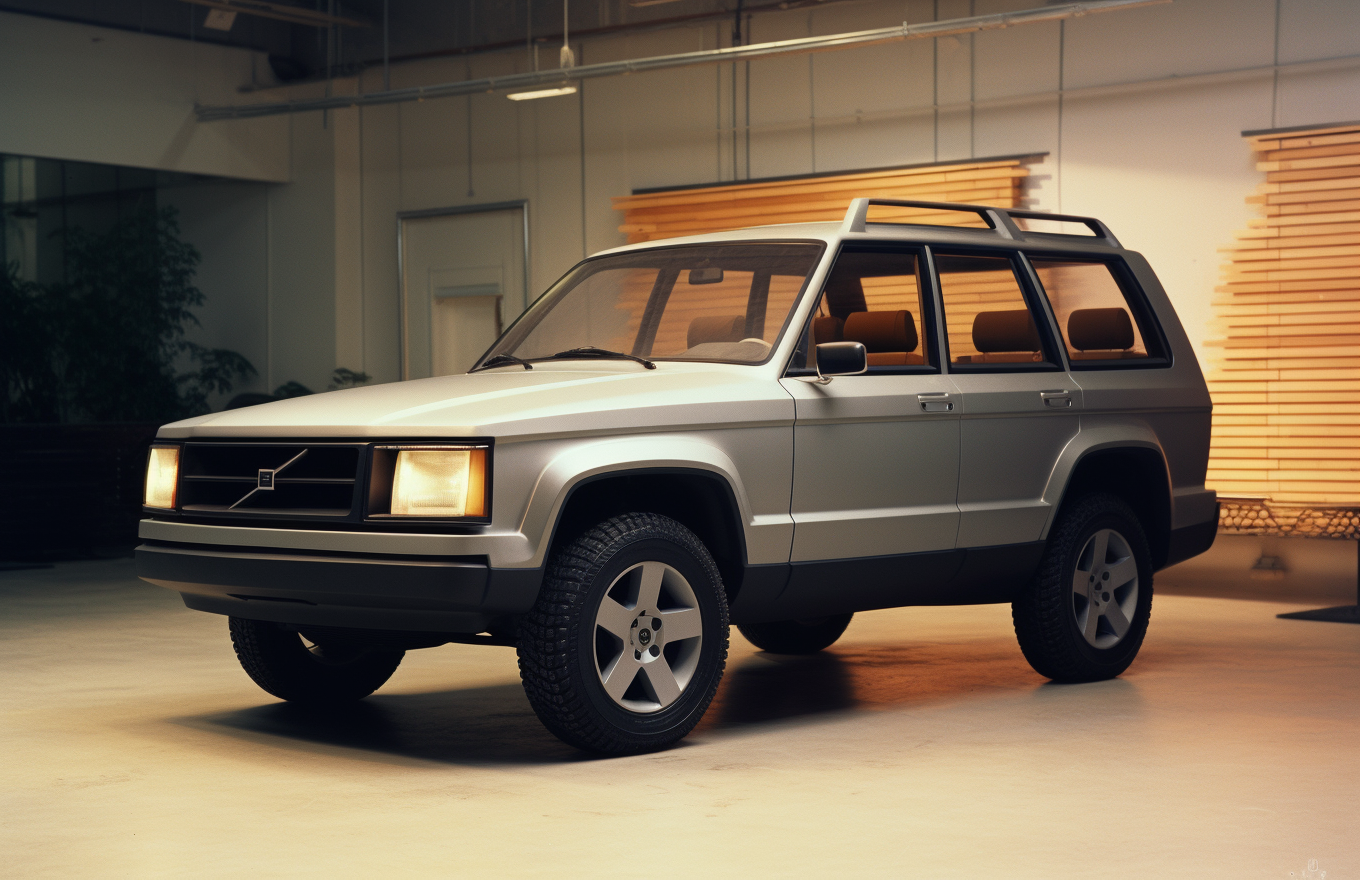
[228,618,405,705]
[1012,493,1153,683]
[517,513,729,754]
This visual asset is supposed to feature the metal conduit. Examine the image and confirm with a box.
[196,0,1169,122]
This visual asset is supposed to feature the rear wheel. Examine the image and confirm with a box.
[1012,493,1153,683]
[228,617,405,705]
[738,614,853,654]
[517,513,729,754]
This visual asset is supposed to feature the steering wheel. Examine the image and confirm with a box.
[738,337,772,356]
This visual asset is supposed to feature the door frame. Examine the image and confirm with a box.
[396,199,530,380]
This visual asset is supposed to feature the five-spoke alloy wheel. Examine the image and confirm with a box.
[1013,493,1154,683]
[518,513,729,754]
[593,561,706,712]
[1071,528,1140,650]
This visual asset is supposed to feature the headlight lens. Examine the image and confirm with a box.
[144,445,180,509]
[388,447,488,517]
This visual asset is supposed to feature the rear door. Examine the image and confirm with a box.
[931,249,1083,548]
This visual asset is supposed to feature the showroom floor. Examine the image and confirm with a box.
[2,559,1358,879]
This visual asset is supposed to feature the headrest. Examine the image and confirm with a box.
[813,316,844,345]
[687,315,745,348]
[1068,308,1134,351]
[843,310,918,354]
[823,274,867,317]
[973,310,1041,353]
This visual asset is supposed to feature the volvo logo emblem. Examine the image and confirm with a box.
[257,469,276,490]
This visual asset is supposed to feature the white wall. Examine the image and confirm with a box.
[0,11,288,182]
[8,0,1360,393]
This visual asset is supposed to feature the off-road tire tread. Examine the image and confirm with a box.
[1011,493,1153,683]
[517,512,728,754]
[738,613,854,654]
[228,617,405,705]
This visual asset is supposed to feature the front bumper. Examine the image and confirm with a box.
[137,540,542,633]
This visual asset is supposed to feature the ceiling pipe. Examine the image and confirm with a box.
[179,0,371,29]
[195,0,1169,122]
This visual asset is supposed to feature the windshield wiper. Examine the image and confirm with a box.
[547,347,657,370]
[471,353,534,372]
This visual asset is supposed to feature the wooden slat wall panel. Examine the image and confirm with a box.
[1207,125,1360,507]
[611,159,1027,244]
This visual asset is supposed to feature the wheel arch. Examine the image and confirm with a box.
[519,438,756,604]
[1044,433,1173,570]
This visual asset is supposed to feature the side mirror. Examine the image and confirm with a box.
[814,341,867,382]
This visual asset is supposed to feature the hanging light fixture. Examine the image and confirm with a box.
[508,0,576,100]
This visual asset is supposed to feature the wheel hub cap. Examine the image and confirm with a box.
[593,562,704,714]
[1071,528,1139,650]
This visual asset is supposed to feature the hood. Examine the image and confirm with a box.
[158,363,795,439]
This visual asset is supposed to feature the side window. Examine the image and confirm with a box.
[934,252,1057,370]
[791,248,934,372]
[1028,258,1165,366]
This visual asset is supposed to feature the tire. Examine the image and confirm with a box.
[228,617,405,705]
[1012,493,1154,683]
[517,513,729,754]
[738,613,853,654]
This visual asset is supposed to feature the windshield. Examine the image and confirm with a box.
[478,242,824,368]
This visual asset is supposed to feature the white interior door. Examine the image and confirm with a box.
[400,205,527,378]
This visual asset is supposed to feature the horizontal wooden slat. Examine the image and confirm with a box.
[1258,153,1360,172]
[1252,127,1360,149]
[612,162,1025,210]
[1263,165,1360,184]
[1260,142,1360,162]
[1236,221,1360,240]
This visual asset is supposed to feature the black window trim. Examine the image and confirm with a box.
[783,242,943,377]
[1022,252,1174,371]
[926,245,1066,375]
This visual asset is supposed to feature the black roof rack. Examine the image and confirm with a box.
[840,198,1121,247]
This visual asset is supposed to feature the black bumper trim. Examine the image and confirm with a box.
[136,541,541,633]
[1161,513,1219,570]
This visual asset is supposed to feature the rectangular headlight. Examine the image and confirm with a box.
[386,447,488,518]
[144,445,180,509]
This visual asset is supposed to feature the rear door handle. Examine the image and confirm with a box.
[1041,390,1072,408]
[917,392,954,413]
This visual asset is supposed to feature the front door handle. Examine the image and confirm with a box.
[1041,390,1072,408]
[917,392,954,413]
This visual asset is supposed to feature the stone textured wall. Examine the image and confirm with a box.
[1218,500,1360,540]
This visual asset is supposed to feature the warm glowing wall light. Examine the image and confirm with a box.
[506,85,578,101]
[389,448,487,517]
[144,445,180,509]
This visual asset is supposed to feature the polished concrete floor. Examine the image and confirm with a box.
[2,559,1358,879]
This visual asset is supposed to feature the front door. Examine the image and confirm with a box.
[780,246,963,616]
[399,204,527,379]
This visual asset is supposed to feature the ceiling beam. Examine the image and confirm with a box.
[196,0,1167,121]
[179,0,371,29]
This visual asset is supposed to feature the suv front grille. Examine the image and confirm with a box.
[179,442,363,519]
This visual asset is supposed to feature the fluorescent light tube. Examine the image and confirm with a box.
[506,85,578,101]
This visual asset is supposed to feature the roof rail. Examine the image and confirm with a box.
[840,198,1121,247]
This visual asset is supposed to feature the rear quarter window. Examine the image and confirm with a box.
[1027,257,1169,368]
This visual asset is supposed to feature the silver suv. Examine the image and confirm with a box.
[137,199,1218,754]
